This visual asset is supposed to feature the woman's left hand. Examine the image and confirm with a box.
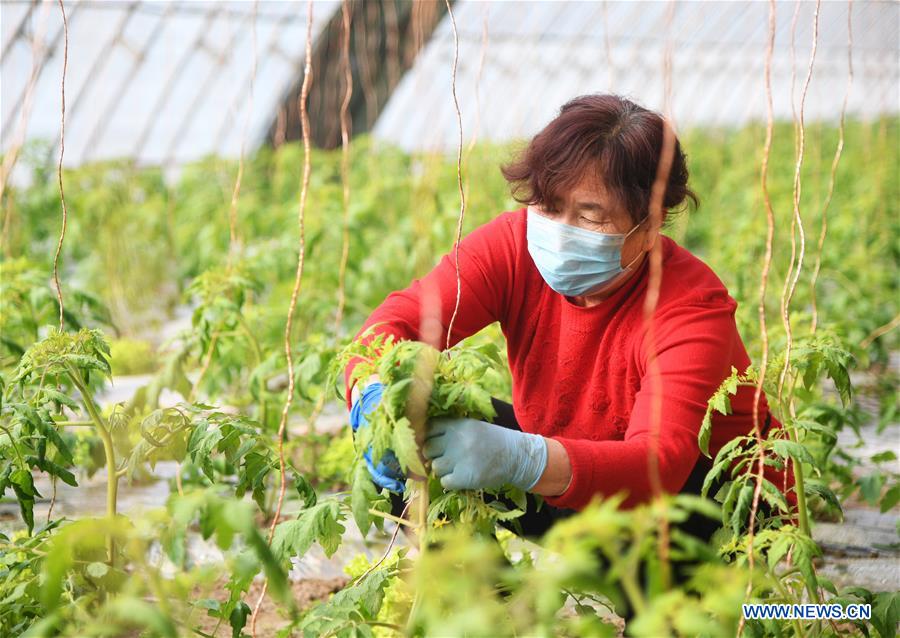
[422,417,548,491]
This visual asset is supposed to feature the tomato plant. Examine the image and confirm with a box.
[1,118,897,636]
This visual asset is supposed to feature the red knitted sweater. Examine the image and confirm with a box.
[346,208,793,511]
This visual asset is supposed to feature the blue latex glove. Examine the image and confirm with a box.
[349,382,406,493]
[422,417,548,491]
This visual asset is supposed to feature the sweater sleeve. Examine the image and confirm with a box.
[343,214,516,408]
[544,293,738,510]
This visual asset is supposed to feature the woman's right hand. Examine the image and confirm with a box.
[348,376,407,493]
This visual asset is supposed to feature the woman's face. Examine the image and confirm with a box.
[527,173,660,304]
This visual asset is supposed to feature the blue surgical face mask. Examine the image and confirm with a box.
[526,208,646,297]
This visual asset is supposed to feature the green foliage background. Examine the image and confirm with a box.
[1,116,898,637]
[6,118,897,369]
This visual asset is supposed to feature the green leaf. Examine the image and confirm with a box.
[293,470,318,509]
[11,469,38,533]
[465,385,495,420]
[872,591,900,638]
[295,352,323,400]
[108,597,178,638]
[792,534,822,593]
[771,439,816,467]
[505,486,528,513]
[383,378,412,418]
[272,500,346,561]
[824,357,852,407]
[64,353,112,377]
[39,388,80,411]
[766,532,793,570]
[187,420,223,480]
[28,456,78,487]
[857,473,886,507]
[723,367,740,394]
[391,417,425,475]
[698,410,713,457]
[351,460,377,535]
[730,483,754,537]
[297,568,393,634]
[701,453,735,498]
[229,601,251,638]
[711,392,731,417]
[38,420,74,466]
[806,480,843,515]
[880,484,900,513]
[758,477,788,513]
[242,530,290,605]
[802,352,823,392]
[871,450,898,464]
[674,493,722,522]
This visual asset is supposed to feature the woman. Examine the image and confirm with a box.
[345,94,792,543]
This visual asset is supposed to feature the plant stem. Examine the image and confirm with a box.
[65,363,117,562]
[620,566,646,617]
[777,377,820,605]
[418,483,428,549]
[767,564,807,638]
[405,481,429,634]
[620,528,648,617]
[237,316,268,427]
[368,508,415,528]
[365,621,403,633]
[0,424,26,466]
[305,392,327,470]
[778,385,811,539]
[189,331,221,403]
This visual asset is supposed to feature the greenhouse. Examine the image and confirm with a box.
[1,1,898,637]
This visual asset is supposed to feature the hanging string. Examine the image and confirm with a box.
[810,0,853,334]
[788,2,801,157]
[251,1,314,634]
[459,3,488,251]
[226,0,258,271]
[384,0,400,91]
[443,0,466,352]
[334,0,354,335]
[274,104,287,149]
[354,2,377,130]
[0,2,51,222]
[778,0,820,402]
[776,4,802,397]
[46,0,71,525]
[641,0,677,591]
[302,0,355,459]
[775,0,804,547]
[737,3,779,635]
[52,0,71,333]
[464,3,489,160]
[774,5,821,569]
[861,313,900,349]
[602,0,614,89]
[267,0,313,565]
[404,1,468,629]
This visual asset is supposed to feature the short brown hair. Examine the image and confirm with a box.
[501,94,698,224]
